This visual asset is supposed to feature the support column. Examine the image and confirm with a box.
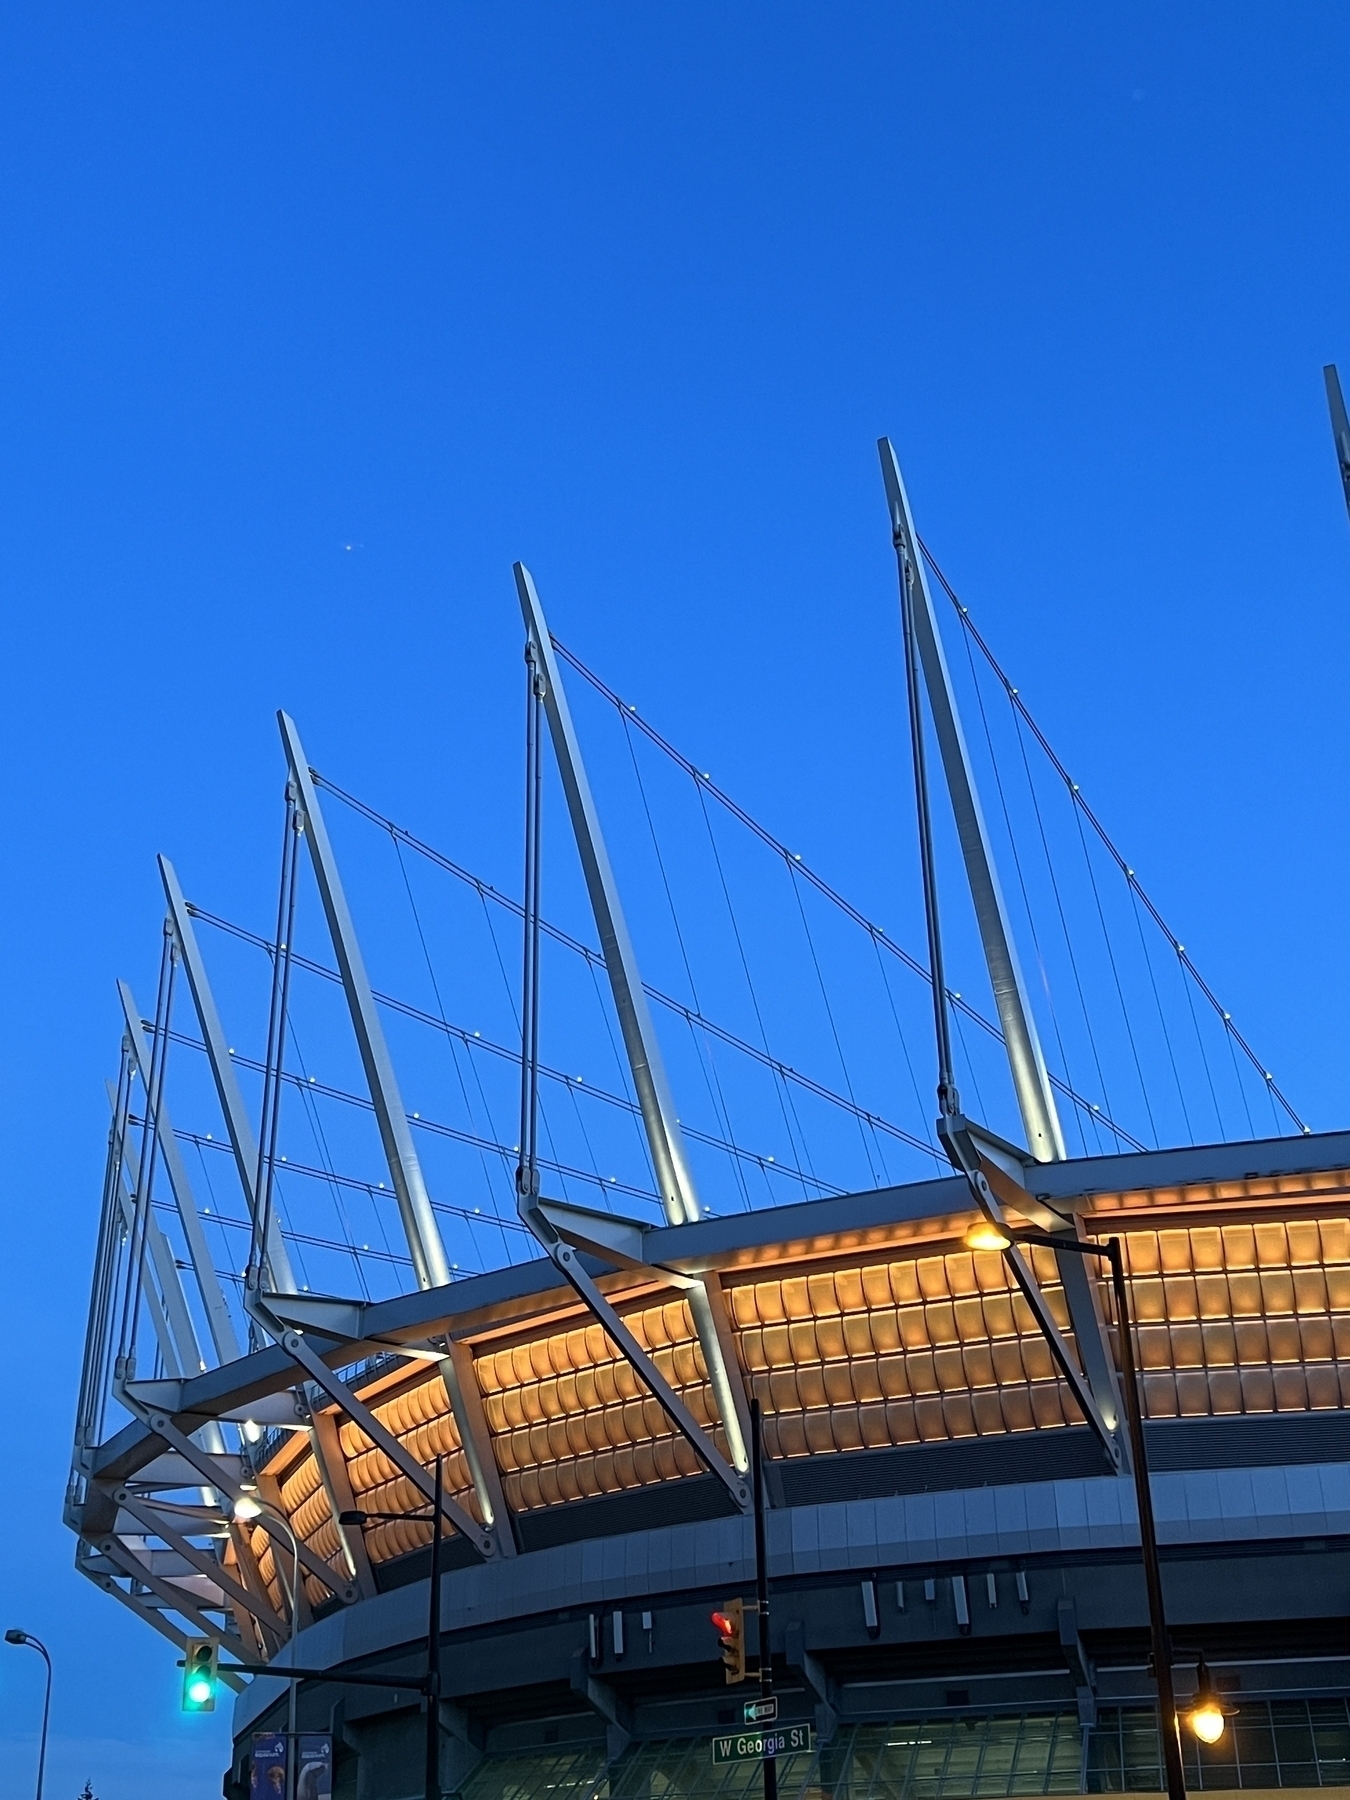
[306,1408,377,1598]
[440,1341,515,1551]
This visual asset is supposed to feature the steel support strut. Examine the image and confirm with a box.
[879,440,1064,1162]
[540,1235,750,1511]
[109,1098,198,1380]
[275,714,511,1549]
[113,1491,289,1642]
[514,562,702,1229]
[160,856,297,1295]
[277,712,451,1291]
[113,1398,360,1602]
[1326,365,1350,525]
[880,438,1127,1456]
[514,562,752,1481]
[942,1119,1119,1465]
[249,1316,497,1560]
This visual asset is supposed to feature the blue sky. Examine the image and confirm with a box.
[3,8,1350,1795]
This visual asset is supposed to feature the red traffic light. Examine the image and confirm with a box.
[710,1599,748,1683]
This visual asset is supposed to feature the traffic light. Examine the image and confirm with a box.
[711,1599,747,1684]
[181,1637,218,1712]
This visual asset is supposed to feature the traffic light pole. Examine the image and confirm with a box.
[426,1455,443,1800]
[228,1460,448,1800]
[751,1398,776,1800]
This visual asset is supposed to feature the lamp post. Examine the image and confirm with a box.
[4,1630,52,1800]
[964,1224,1186,1800]
[339,1453,446,1800]
[235,1489,303,1800]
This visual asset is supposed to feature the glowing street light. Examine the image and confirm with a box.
[963,1220,1013,1253]
[1187,1658,1230,1744]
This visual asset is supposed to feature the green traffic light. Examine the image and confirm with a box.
[181,1637,219,1712]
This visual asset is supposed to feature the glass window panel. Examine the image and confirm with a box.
[1311,1699,1350,1784]
[939,1723,987,1795]
[1047,1719,1084,1794]
[1233,1713,1277,1774]
[1278,1766,1320,1790]
[1119,1707,1164,1792]
[1272,1700,1317,1779]
[1195,1751,1240,1790]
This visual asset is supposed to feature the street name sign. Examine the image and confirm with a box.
[712,1724,813,1764]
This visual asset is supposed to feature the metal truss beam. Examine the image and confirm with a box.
[117,1392,359,1603]
[75,1074,133,1469]
[515,563,751,1478]
[114,1490,289,1642]
[254,1468,314,1630]
[538,1197,756,1498]
[113,1157,183,1379]
[530,1228,750,1513]
[942,1118,1119,1469]
[159,856,297,1295]
[253,1305,498,1560]
[94,1529,246,1654]
[99,1200,757,1520]
[74,1544,245,1691]
[277,711,452,1292]
[1058,1227,1124,1438]
[691,1271,756,1470]
[976,1136,1127,1447]
[113,1105,241,1508]
[118,980,240,1363]
[228,1520,287,1658]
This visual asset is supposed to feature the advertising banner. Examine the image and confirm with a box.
[250,1732,332,1799]
[297,1734,333,1800]
[251,1734,287,1799]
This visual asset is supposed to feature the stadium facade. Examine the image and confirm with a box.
[74,1128,1350,1798]
[66,441,1350,1799]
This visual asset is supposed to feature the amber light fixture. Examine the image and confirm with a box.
[964,1220,1014,1253]
[1186,1656,1231,1744]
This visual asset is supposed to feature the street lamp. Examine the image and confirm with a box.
[5,1629,52,1800]
[339,1453,446,1800]
[219,1459,447,1800]
[962,1221,1188,1800]
[1186,1655,1230,1745]
[234,1487,303,1800]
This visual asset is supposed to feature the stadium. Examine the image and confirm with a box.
[66,442,1350,1800]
